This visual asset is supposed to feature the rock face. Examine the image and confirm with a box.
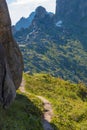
[55,0,87,26]
[35,6,47,18]
[0,0,23,107]
[31,6,54,31]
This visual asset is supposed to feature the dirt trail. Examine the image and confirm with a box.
[37,96,54,130]
[20,79,54,130]
[19,79,25,93]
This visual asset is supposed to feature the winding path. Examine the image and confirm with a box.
[37,96,54,130]
[20,79,54,130]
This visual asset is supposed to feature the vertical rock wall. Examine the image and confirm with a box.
[0,0,23,89]
[0,0,23,107]
[55,0,87,26]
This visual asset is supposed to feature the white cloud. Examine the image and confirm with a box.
[11,0,50,5]
[7,0,56,25]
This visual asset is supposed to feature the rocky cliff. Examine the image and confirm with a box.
[0,0,23,107]
[55,0,87,27]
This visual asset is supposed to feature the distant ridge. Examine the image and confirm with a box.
[15,12,36,31]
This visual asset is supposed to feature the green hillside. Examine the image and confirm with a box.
[24,73,87,130]
[19,30,87,84]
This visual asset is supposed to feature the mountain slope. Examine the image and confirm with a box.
[13,2,87,84]
[19,30,87,83]
[14,12,35,31]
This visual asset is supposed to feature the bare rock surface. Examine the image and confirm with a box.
[0,0,23,107]
[56,0,87,26]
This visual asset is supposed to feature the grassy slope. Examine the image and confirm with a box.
[24,73,87,130]
[0,73,87,130]
[0,91,43,130]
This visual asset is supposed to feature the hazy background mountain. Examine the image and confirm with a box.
[15,12,36,31]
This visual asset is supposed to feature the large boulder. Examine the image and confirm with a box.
[0,0,23,107]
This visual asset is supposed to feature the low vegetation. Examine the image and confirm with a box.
[0,90,43,130]
[24,73,87,130]
[0,73,87,130]
[19,33,87,84]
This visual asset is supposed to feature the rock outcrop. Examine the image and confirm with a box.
[35,6,47,19]
[30,6,54,31]
[0,0,23,107]
[55,0,87,26]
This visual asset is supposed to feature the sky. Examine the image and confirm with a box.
[6,0,56,25]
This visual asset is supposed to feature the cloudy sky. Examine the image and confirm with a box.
[6,0,56,25]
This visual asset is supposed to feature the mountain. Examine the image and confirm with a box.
[14,12,36,31]
[13,2,87,84]
[13,6,54,33]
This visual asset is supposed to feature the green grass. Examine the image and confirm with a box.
[24,73,87,130]
[1,73,87,130]
[0,90,44,130]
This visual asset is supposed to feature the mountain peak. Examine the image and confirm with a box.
[36,6,47,13]
[35,6,47,18]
